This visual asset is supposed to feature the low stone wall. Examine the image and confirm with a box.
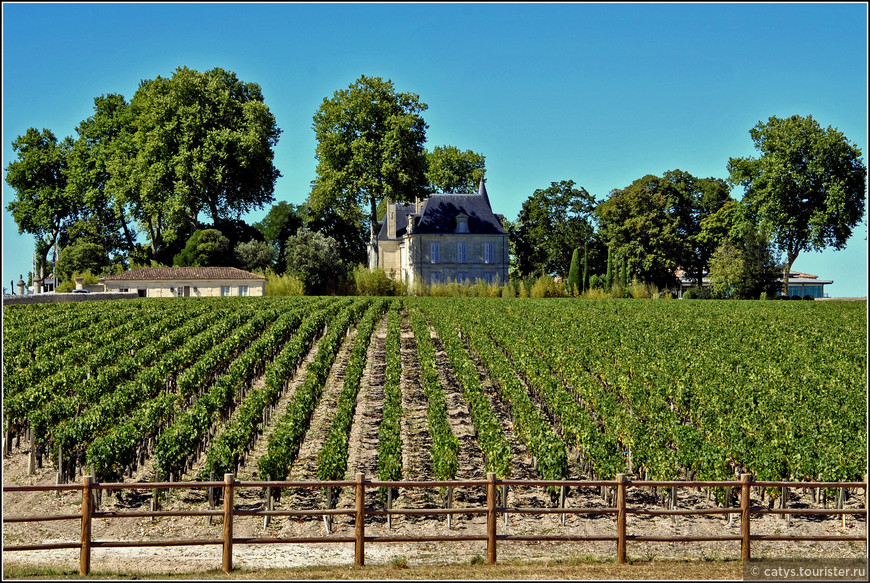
[2,292,139,305]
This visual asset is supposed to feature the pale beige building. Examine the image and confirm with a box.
[370,180,509,287]
[103,267,265,298]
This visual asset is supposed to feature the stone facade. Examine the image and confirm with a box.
[370,180,509,287]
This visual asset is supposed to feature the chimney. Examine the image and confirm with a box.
[387,203,396,239]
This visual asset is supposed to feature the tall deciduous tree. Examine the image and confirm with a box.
[510,180,597,279]
[310,75,428,268]
[66,93,140,266]
[120,66,282,261]
[425,145,486,193]
[728,114,867,295]
[5,128,77,279]
[596,171,732,290]
[596,175,683,290]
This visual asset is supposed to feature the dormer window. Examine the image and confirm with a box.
[456,214,469,234]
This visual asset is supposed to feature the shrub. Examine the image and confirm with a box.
[803,294,815,301]
[56,270,99,293]
[264,269,304,296]
[352,266,404,296]
[683,287,712,300]
[530,275,565,298]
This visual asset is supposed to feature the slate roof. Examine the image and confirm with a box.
[104,267,265,281]
[378,180,507,241]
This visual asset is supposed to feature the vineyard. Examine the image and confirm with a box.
[2,296,866,497]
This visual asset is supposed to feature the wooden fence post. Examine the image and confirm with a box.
[264,486,273,529]
[446,486,453,530]
[740,473,752,561]
[222,473,234,574]
[616,474,627,564]
[487,473,497,565]
[355,473,365,567]
[80,475,93,576]
[387,487,393,530]
[559,485,566,526]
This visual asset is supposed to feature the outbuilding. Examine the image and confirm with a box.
[102,267,265,298]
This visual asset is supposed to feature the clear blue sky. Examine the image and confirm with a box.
[3,2,867,296]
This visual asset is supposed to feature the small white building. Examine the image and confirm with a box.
[103,267,265,298]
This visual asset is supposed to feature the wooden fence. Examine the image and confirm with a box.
[3,473,866,575]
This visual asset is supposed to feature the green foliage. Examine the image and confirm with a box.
[681,287,712,300]
[530,275,566,298]
[408,307,460,481]
[378,301,404,498]
[173,229,231,267]
[310,75,428,267]
[352,266,405,296]
[597,171,732,291]
[425,145,486,193]
[263,269,305,296]
[128,66,280,239]
[254,201,307,272]
[5,128,77,277]
[56,241,112,282]
[318,300,387,483]
[510,180,596,279]
[284,227,344,295]
[55,269,100,293]
[566,248,581,296]
[728,114,867,294]
[234,239,277,272]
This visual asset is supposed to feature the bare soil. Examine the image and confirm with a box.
[3,311,866,577]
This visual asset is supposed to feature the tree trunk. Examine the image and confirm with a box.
[782,251,798,297]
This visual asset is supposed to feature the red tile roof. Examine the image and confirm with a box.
[104,267,265,281]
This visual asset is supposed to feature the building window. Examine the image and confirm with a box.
[456,216,469,233]
[484,242,494,264]
[457,272,468,283]
[176,287,184,297]
[430,242,440,264]
[220,286,230,297]
[457,242,467,264]
[238,285,249,297]
[431,273,441,285]
[484,273,495,284]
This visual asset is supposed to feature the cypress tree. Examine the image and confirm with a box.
[567,248,581,296]
[582,240,588,293]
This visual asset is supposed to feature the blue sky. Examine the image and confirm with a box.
[3,2,867,296]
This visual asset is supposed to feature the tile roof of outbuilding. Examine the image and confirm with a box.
[104,267,265,281]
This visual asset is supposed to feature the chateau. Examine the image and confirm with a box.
[369,180,509,287]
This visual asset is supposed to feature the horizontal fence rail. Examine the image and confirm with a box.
[3,473,867,574]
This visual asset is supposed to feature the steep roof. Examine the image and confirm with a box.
[104,267,265,281]
[378,179,506,241]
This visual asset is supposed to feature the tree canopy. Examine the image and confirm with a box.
[309,75,428,267]
[5,128,76,278]
[596,170,733,290]
[425,145,486,193]
[6,66,283,273]
[510,180,597,279]
[173,229,232,267]
[284,227,344,295]
[116,66,282,262]
[728,114,867,295]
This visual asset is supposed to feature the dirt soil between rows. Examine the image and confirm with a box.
[3,312,866,576]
